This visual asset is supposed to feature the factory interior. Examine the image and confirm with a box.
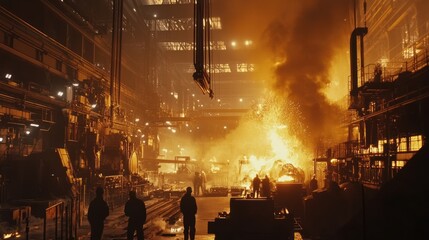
[0,0,428,239]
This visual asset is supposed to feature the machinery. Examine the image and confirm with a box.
[208,198,294,240]
[204,186,228,197]
[274,182,305,219]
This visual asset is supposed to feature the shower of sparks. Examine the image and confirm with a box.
[200,93,311,188]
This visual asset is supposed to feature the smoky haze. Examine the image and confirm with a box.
[158,1,356,185]
[260,0,353,148]
[214,0,354,149]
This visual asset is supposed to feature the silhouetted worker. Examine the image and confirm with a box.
[124,190,147,240]
[200,170,207,195]
[193,172,201,196]
[309,174,318,194]
[374,63,382,82]
[252,174,261,198]
[261,175,271,198]
[180,187,197,240]
[87,186,109,240]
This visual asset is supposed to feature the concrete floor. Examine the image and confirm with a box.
[138,196,230,240]
[77,196,230,240]
[78,196,304,240]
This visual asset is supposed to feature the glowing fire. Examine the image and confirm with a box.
[179,94,313,189]
[277,175,295,182]
[233,95,310,186]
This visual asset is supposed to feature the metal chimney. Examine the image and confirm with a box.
[349,27,368,110]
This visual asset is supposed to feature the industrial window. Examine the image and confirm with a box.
[397,137,407,152]
[378,139,387,152]
[392,161,406,168]
[212,63,231,73]
[409,135,422,151]
[237,63,255,73]
[209,17,222,30]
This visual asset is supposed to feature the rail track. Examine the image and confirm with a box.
[102,197,182,240]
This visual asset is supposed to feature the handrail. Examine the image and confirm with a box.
[44,201,65,240]
[356,46,429,87]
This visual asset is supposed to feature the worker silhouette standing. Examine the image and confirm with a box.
[200,170,207,195]
[87,186,109,240]
[193,172,201,196]
[309,174,319,194]
[124,190,147,240]
[180,187,197,240]
[252,174,261,198]
[261,175,271,198]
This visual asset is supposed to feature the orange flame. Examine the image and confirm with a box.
[236,96,311,185]
[277,175,295,182]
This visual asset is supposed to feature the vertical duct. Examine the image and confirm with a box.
[349,27,368,110]
[110,0,123,127]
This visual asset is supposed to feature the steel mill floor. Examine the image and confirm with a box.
[74,196,306,240]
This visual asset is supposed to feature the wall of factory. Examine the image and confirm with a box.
[1,0,160,119]
[0,0,164,182]
[323,0,429,187]
[358,0,429,73]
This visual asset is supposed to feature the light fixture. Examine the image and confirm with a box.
[57,91,64,97]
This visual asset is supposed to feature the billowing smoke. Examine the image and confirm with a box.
[261,0,353,148]
[215,0,353,148]
[157,1,355,188]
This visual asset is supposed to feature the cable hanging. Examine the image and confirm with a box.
[193,0,214,98]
